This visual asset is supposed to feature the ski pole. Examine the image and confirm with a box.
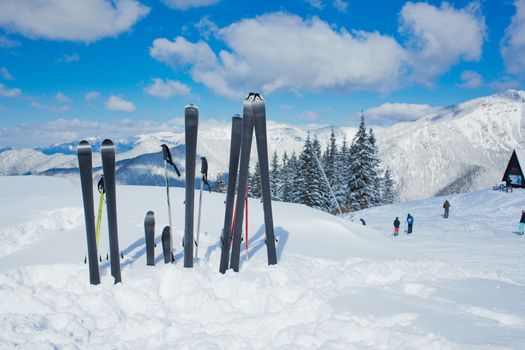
[95,176,105,249]
[195,157,208,259]
[161,144,181,262]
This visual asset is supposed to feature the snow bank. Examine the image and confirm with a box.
[1,177,525,348]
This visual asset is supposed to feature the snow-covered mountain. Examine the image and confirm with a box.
[1,90,524,201]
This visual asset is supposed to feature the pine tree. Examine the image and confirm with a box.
[288,152,302,204]
[298,133,316,207]
[367,128,382,207]
[339,136,353,210]
[270,151,280,200]
[248,161,261,198]
[312,135,331,211]
[382,168,397,204]
[214,172,226,193]
[279,151,293,202]
[349,113,372,210]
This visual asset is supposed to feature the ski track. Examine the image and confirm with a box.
[0,177,525,349]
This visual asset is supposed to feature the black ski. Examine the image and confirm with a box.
[184,104,199,268]
[219,115,243,273]
[77,140,100,285]
[230,99,255,272]
[101,139,122,284]
[252,94,278,265]
[230,93,277,272]
[144,211,155,266]
[161,226,172,264]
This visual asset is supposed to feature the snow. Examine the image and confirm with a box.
[1,176,525,349]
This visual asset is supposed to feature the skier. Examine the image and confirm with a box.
[505,175,513,193]
[519,210,525,235]
[360,218,366,226]
[443,200,450,218]
[393,217,400,236]
[406,213,414,234]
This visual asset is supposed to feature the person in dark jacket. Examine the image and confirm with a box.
[519,210,525,235]
[360,218,366,226]
[393,217,400,236]
[505,175,513,193]
[406,213,414,234]
[443,200,450,218]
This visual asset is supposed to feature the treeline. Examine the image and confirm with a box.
[214,114,397,214]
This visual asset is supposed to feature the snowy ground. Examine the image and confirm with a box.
[0,176,524,349]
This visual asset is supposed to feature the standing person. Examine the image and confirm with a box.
[406,213,414,234]
[393,217,400,236]
[443,200,450,218]
[360,218,366,226]
[520,210,525,235]
[505,175,513,193]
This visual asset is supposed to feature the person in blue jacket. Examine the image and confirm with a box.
[406,213,414,234]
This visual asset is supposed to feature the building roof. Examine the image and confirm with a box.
[515,149,525,170]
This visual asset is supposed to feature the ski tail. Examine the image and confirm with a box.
[219,115,243,274]
[184,104,199,268]
[77,140,100,285]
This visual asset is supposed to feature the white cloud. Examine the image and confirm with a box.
[306,0,324,9]
[0,35,20,48]
[296,111,320,122]
[31,100,70,112]
[56,53,80,64]
[490,77,522,91]
[364,102,440,125]
[150,13,408,98]
[333,0,348,13]
[501,0,525,75]
[0,0,150,42]
[459,70,483,89]
[0,83,21,97]
[145,78,191,98]
[399,2,486,85]
[194,16,219,40]
[151,4,485,98]
[0,118,190,148]
[55,92,72,103]
[161,0,219,10]
[105,95,136,112]
[85,91,101,102]
[1,67,14,80]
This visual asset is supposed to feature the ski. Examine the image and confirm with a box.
[184,104,199,268]
[161,226,172,264]
[101,139,122,284]
[230,98,255,272]
[144,211,155,266]
[252,94,277,265]
[195,156,209,259]
[161,144,180,262]
[219,115,243,273]
[77,140,100,285]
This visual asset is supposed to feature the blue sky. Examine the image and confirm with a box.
[0,0,524,147]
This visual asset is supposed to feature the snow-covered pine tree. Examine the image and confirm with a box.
[312,135,331,212]
[340,136,354,211]
[382,168,397,204]
[248,161,261,198]
[298,133,316,207]
[270,151,280,201]
[279,151,293,202]
[367,128,382,207]
[289,151,302,204]
[214,172,226,193]
[349,113,372,210]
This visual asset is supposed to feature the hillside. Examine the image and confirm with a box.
[0,176,524,348]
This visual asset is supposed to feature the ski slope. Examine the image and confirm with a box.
[0,176,524,349]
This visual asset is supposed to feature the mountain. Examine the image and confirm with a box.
[0,90,524,201]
